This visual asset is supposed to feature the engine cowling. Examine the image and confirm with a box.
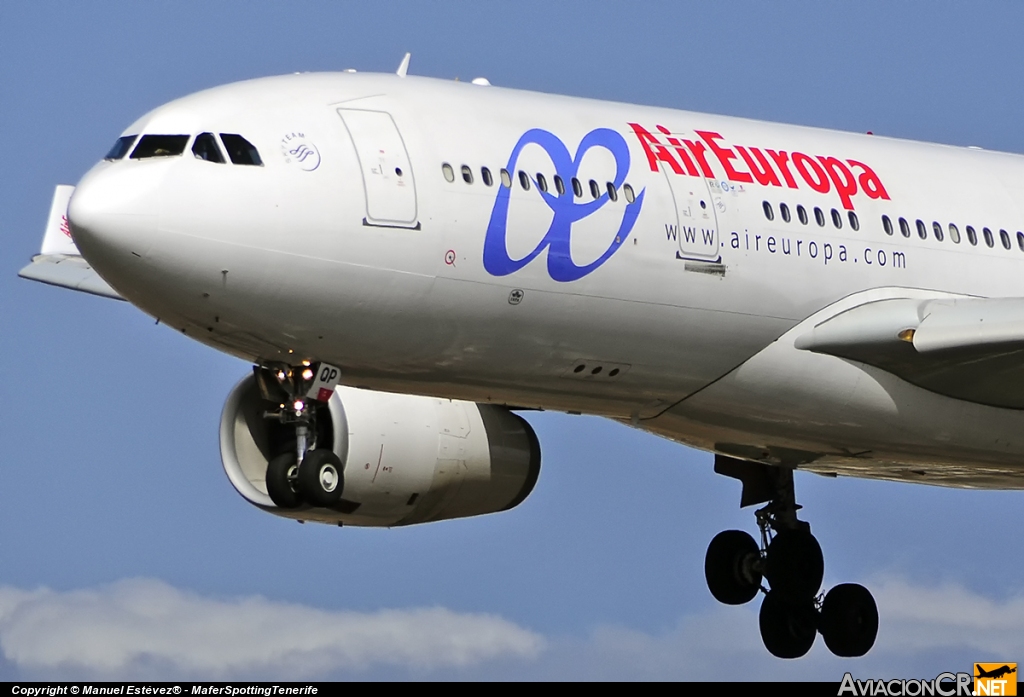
[219,374,541,526]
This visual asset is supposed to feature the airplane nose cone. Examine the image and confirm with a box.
[68,163,161,295]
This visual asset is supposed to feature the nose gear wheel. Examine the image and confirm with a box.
[297,449,345,507]
[266,451,302,509]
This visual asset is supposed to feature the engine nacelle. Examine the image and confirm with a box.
[220,374,541,526]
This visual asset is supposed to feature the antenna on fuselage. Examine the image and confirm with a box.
[396,53,411,78]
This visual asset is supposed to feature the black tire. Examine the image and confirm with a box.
[764,529,824,601]
[297,448,344,507]
[705,530,762,605]
[266,451,303,508]
[759,590,817,659]
[820,583,878,657]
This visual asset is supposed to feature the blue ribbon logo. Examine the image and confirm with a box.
[483,128,645,282]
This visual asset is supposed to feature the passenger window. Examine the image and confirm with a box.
[518,170,531,190]
[797,205,808,225]
[932,221,944,241]
[882,215,893,235]
[915,219,926,239]
[105,135,137,160]
[461,165,473,184]
[966,225,978,245]
[949,223,961,243]
[481,167,493,186]
[1017,232,1024,251]
[554,175,565,195]
[442,163,455,182]
[589,179,600,199]
[130,134,190,159]
[780,203,791,222]
[191,133,225,163]
[762,201,774,221]
[848,211,859,231]
[898,217,910,237]
[983,227,994,247]
[623,183,636,203]
[536,173,548,192]
[1001,229,1011,249]
[814,207,825,226]
[500,168,512,188]
[831,208,842,229]
[607,182,618,201]
[572,177,583,198]
[219,134,262,165]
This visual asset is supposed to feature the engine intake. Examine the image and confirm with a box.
[220,374,541,526]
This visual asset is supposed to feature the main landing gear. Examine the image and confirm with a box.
[704,456,878,659]
[254,362,345,509]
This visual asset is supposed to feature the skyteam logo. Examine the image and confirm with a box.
[483,128,645,282]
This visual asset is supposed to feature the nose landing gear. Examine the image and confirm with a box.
[255,362,345,509]
[705,456,878,659]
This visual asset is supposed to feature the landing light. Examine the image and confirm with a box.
[301,368,314,380]
[897,329,916,343]
[293,400,305,412]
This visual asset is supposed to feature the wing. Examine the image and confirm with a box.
[796,296,1024,409]
[18,185,123,301]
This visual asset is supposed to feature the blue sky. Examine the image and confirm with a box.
[1,0,1023,681]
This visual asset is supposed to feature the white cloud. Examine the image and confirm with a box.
[0,576,1020,680]
[524,577,1024,681]
[872,577,1024,656]
[0,579,543,679]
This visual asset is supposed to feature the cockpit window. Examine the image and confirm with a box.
[219,134,263,166]
[130,135,189,159]
[192,133,225,163]
[105,135,137,160]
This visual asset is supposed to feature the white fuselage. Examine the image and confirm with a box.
[67,72,1024,488]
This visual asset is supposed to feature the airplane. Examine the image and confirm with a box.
[19,53,1024,661]
[976,665,1017,680]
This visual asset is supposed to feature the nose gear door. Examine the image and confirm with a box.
[338,108,419,229]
